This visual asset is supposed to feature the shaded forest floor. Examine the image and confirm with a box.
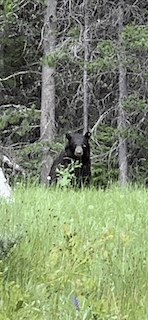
[0,185,148,319]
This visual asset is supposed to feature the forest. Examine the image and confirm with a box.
[1,0,148,187]
[1,2,148,319]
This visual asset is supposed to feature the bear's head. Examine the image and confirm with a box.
[65,132,91,158]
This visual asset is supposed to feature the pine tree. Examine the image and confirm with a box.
[40,0,57,183]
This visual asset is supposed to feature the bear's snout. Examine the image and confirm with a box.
[74,146,83,157]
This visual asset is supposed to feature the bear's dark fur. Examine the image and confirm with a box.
[48,132,91,186]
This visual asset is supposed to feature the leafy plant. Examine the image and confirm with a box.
[55,160,82,188]
[122,23,148,49]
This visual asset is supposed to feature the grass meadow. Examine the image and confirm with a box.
[0,185,148,319]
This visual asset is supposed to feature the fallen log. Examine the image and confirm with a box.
[0,167,13,201]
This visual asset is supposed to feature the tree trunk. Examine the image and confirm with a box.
[118,2,128,186]
[0,21,4,104]
[40,0,57,184]
[83,0,89,134]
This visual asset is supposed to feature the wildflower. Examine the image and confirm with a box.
[72,297,80,311]
[88,205,94,210]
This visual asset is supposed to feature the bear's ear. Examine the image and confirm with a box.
[84,132,91,139]
[66,132,72,140]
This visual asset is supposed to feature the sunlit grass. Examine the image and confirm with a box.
[0,185,148,319]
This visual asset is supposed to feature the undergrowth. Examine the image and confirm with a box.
[0,185,148,319]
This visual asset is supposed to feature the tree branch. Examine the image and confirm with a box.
[91,107,114,133]
[0,154,25,176]
[0,71,40,82]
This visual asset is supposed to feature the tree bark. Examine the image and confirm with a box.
[40,0,57,184]
[118,2,128,186]
[83,0,89,134]
[0,20,4,104]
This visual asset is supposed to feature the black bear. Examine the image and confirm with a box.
[48,132,91,186]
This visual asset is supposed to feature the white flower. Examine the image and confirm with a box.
[88,205,94,210]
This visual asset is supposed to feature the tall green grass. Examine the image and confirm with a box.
[0,185,148,319]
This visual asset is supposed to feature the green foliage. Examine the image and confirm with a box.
[122,23,148,49]
[0,104,40,141]
[123,93,148,112]
[0,278,27,318]
[55,161,82,188]
[0,186,148,319]
[67,26,80,38]
[88,40,117,74]
[12,139,66,184]
[2,35,25,78]
[15,142,43,181]
[97,40,116,58]
[123,94,148,184]
[40,52,58,68]
[0,0,18,21]
[91,124,118,187]
[40,40,74,67]
[0,233,22,260]
[0,104,42,184]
